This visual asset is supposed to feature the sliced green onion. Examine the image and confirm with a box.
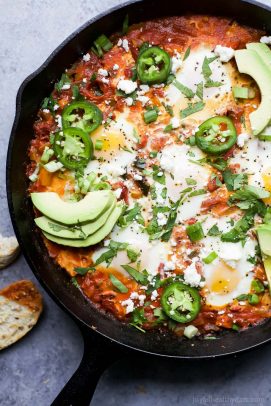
[143,109,158,124]
[248,293,260,305]
[232,323,240,331]
[258,134,271,141]
[95,139,103,150]
[92,182,111,191]
[122,14,129,35]
[29,164,40,182]
[232,86,255,99]
[251,279,265,293]
[186,222,204,242]
[92,34,113,57]
[109,274,128,293]
[149,151,158,158]
[43,160,63,173]
[184,325,198,338]
[40,146,54,164]
[203,251,218,264]
[121,264,147,284]
[164,124,173,133]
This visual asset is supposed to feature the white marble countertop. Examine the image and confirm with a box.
[0,1,271,405]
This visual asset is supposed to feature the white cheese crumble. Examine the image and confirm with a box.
[138,85,150,95]
[134,174,143,181]
[61,84,70,90]
[117,38,129,52]
[114,188,122,199]
[53,104,59,111]
[98,68,108,77]
[125,97,134,106]
[183,259,202,287]
[171,117,180,129]
[55,115,62,129]
[130,292,146,306]
[83,53,91,62]
[260,36,271,44]
[121,299,134,314]
[42,109,50,114]
[117,79,137,94]
[237,132,249,148]
[171,51,182,74]
[160,149,175,173]
[214,45,235,63]
[164,260,176,271]
[157,212,168,227]
[137,95,150,106]
[113,64,119,70]
[101,77,109,84]
[151,290,159,301]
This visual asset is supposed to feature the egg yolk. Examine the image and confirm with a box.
[92,130,125,157]
[262,167,271,205]
[209,261,240,295]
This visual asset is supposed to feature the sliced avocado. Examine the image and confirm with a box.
[42,203,123,247]
[35,201,116,239]
[257,224,271,256]
[235,49,271,135]
[246,43,271,72]
[262,255,271,294]
[31,190,115,225]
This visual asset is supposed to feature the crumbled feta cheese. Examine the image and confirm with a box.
[98,68,108,77]
[164,260,176,271]
[184,325,198,339]
[117,38,129,52]
[151,290,159,301]
[42,109,50,114]
[237,132,249,148]
[103,239,110,247]
[117,79,137,94]
[105,163,126,178]
[53,104,59,111]
[113,64,119,71]
[121,299,134,314]
[183,259,202,287]
[62,84,70,90]
[101,77,109,84]
[125,97,134,106]
[122,39,129,52]
[138,85,150,95]
[171,51,182,74]
[214,45,235,63]
[55,115,62,129]
[134,174,143,181]
[83,53,91,62]
[137,95,150,106]
[157,212,168,227]
[160,149,175,173]
[114,188,122,199]
[170,239,177,247]
[82,78,87,83]
[130,292,146,306]
[171,117,180,129]
[260,36,271,44]
[157,172,163,177]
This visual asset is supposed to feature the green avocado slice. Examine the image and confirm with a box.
[256,224,271,293]
[31,190,115,225]
[35,201,116,240]
[246,43,271,73]
[42,203,123,247]
[235,49,271,135]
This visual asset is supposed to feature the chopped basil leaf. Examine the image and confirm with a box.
[202,56,217,80]
[183,46,191,61]
[109,274,128,293]
[180,102,205,118]
[186,178,197,186]
[196,81,204,100]
[173,80,194,99]
[122,264,148,284]
[223,170,248,191]
[117,203,144,228]
[207,224,221,236]
[74,266,95,275]
[152,165,166,185]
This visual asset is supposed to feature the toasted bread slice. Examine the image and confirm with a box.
[0,235,20,269]
[0,280,43,350]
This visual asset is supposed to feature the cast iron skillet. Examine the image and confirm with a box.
[6,0,271,404]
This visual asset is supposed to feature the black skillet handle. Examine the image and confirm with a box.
[51,325,125,406]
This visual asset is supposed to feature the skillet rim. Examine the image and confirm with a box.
[6,0,271,359]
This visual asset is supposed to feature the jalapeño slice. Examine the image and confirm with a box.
[195,116,237,155]
[62,101,103,134]
[161,282,201,323]
[53,127,93,170]
[137,46,171,84]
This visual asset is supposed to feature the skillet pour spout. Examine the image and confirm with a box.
[6,0,271,404]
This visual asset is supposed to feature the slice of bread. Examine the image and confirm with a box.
[0,235,20,269]
[0,280,43,350]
